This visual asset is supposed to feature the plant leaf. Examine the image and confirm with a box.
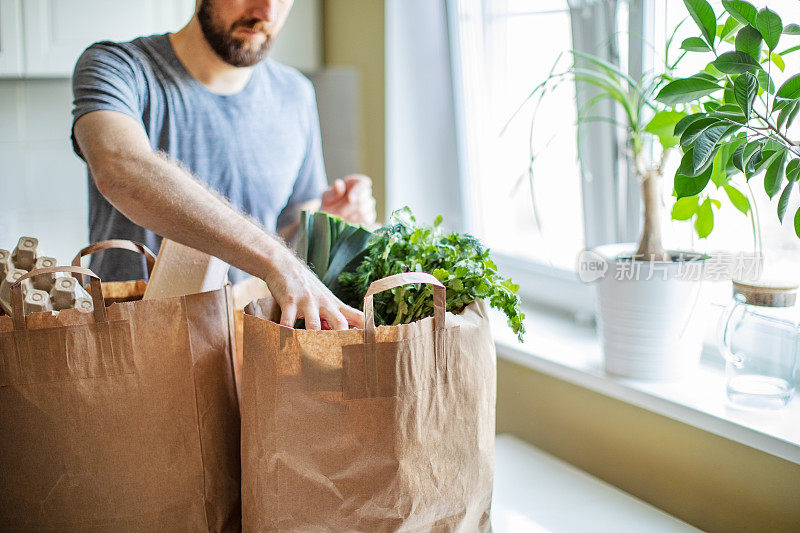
[734,25,763,60]
[710,104,747,124]
[756,7,782,50]
[764,149,788,198]
[308,212,332,279]
[787,159,800,182]
[713,51,762,73]
[323,227,372,286]
[680,117,722,148]
[742,140,764,173]
[683,0,717,46]
[732,143,747,172]
[678,147,700,177]
[694,198,715,238]
[784,24,800,35]
[795,207,800,238]
[723,80,736,103]
[724,184,750,213]
[656,76,722,105]
[672,195,700,220]
[786,102,800,128]
[571,50,640,90]
[776,74,800,99]
[722,134,743,169]
[756,69,776,93]
[777,180,794,222]
[675,113,709,137]
[693,125,731,172]
[777,100,799,130]
[675,164,714,197]
[710,150,727,187]
[644,111,687,149]
[720,17,744,41]
[681,37,711,52]
[781,44,800,56]
[769,52,785,72]
[703,63,726,79]
[722,0,758,26]
[733,71,758,117]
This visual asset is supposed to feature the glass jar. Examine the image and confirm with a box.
[717,280,800,410]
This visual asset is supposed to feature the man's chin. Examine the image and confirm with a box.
[224,42,272,67]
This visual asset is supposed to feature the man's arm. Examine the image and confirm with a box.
[74,110,362,330]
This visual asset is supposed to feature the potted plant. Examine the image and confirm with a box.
[518,44,707,378]
[521,0,799,379]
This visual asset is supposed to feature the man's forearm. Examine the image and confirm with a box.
[77,113,288,281]
[100,150,287,280]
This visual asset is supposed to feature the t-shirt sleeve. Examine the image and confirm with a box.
[71,42,143,160]
[275,81,328,230]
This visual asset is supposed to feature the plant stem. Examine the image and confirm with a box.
[745,180,763,268]
[635,168,670,261]
[752,108,800,148]
[714,115,800,159]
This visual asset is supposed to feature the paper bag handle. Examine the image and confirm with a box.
[363,272,446,345]
[72,240,156,275]
[11,266,107,331]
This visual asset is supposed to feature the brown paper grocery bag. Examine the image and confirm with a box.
[72,239,157,304]
[242,272,496,532]
[0,260,241,531]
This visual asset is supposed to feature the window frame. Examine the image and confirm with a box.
[446,0,656,317]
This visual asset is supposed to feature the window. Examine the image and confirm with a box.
[449,0,630,313]
[452,1,585,271]
[449,0,800,314]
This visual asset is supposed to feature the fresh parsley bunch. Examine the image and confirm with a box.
[338,207,526,342]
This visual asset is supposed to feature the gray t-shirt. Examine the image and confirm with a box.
[71,33,327,283]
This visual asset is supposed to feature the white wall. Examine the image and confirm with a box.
[0,79,88,263]
[308,67,360,183]
[385,0,463,230]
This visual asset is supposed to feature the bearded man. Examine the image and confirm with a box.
[71,0,374,330]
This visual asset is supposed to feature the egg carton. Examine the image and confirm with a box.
[0,236,93,316]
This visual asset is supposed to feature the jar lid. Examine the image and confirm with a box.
[732,280,798,307]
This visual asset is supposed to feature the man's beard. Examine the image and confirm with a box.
[197,0,273,67]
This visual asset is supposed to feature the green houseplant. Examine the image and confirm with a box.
[655,0,800,240]
[517,2,765,379]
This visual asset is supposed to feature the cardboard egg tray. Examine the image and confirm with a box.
[0,236,93,317]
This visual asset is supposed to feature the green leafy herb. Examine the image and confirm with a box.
[337,208,526,341]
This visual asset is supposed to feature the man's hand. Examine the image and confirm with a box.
[264,246,364,330]
[320,174,377,226]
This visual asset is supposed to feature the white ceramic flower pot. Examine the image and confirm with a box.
[593,243,709,380]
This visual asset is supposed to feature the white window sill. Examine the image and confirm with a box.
[490,307,800,466]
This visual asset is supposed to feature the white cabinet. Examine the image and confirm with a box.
[22,0,194,77]
[0,0,320,77]
[0,0,23,75]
